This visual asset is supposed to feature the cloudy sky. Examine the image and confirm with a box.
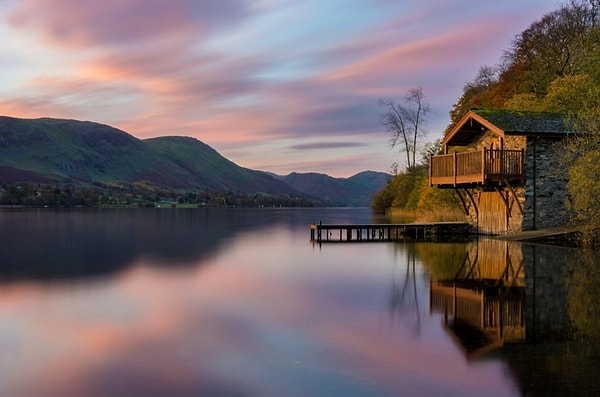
[1,0,559,177]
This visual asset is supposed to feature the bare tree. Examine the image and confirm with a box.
[380,87,431,169]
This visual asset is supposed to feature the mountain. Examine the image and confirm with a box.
[275,171,390,206]
[0,116,389,206]
[0,116,299,195]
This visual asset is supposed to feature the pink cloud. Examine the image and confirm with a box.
[1,0,561,176]
[318,16,519,95]
[8,0,250,48]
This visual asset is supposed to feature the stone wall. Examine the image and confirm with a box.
[463,135,569,233]
[522,137,571,230]
[467,133,526,152]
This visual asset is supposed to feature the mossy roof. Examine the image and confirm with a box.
[470,109,572,134]
[443,108,573,147]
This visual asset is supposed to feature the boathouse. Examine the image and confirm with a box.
[429,109,573,235]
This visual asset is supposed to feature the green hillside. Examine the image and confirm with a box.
[145,136,297,193]
[0,116,171,184]
[0,116,297,195]
[0,116,388,206]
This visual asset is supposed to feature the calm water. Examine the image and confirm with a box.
[0,208,598,396]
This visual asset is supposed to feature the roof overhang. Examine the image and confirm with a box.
[442,110,505,148]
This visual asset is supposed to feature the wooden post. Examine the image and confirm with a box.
[453,151,458,185]
[318,221,322,242]
[429,153,433,187]
[500,148,505,180]
[482,148,487,183]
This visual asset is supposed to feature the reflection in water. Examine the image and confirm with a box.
[0,207,381,282]
[428,239,526,358]
[419,238,600,396]
[567,249,600,338]
[0,208,599,396]
[389,244,421,335]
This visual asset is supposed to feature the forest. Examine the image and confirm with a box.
[0,182,313,208]
[372,0,600,246]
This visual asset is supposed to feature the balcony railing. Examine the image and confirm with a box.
[430,149,524,187]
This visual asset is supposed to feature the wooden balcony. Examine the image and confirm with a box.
[430,149,524,187]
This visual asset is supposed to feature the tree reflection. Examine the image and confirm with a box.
[567,249,600,337]
[389,244,421,334]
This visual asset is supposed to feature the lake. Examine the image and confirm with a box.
[0,207,599,396]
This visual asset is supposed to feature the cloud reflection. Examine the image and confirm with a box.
[0,221,516,396]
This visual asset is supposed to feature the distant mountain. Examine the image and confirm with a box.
[0,116,389,206]
[275,171,390,206]
[0,116,299,195]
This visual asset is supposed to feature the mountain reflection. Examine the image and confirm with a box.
[0,208,273,282]
[0,207,382,283]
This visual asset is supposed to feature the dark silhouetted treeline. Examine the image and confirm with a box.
[0,182,313,208]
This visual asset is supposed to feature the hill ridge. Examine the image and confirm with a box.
[0,116,389,206]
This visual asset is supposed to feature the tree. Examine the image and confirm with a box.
[446,0,600,131]
[380,87,431,169]
[446,64,503,134]
[506,0,599,90]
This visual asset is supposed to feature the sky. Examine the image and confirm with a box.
[0,0,560,177]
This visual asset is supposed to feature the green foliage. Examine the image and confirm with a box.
[371,164,464,221]
[371,174,404,213]
[567,148,600,245]
[391,167,425,209]
[369,166,427,213]
[504,93,544,111]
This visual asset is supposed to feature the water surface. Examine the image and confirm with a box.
[0,208,598,396]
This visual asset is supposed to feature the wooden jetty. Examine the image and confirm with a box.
[310,222,470,243]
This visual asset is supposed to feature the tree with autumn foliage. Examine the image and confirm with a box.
[447,0,600,133]
[445,0,600,245]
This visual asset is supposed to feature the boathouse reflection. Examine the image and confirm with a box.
[422,237,584,350]
[428,238,525,357]
[417,238,600,395]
